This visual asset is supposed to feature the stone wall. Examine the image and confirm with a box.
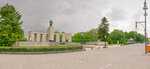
[65,42,81,46]
[85,41,108,45]
[13,42,81,47]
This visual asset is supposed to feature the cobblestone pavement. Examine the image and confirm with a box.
[0,44,150,69]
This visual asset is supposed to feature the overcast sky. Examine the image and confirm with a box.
[1,0,150,37]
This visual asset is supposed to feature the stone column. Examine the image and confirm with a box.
[31,33,35,41]
[42,34,47,42]
[68,33,72,42]
[28,31,34,41]
[62,34,66,42]
[56,33,60,42]
[36,33,40,42]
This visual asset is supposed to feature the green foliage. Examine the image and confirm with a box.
[18,37,27,41]
[87,29,98,41]
[54,31,60,33]
[0,46,82,52]
[72,32,92,43]
[62,31,65,33]
[125,31,144,43]
[135,33,145,43]
[0,4,24,46]
[108,29,145,44]
[106,37,113,44]
[98,17,109,40]
[109,29,126,44]
[128,31,137,40]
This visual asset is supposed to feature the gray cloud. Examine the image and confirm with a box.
[1,0,149,37]
[106,8,127,21]
[6,0,111,37]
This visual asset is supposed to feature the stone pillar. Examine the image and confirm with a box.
[68,33,72,42]
[28,31,34,41]
[62,34,66,42]
[56,33,60,42]
[31,33,35,41]
[42,34,47,42]
[36,33,40,42]
[47,26,54,41]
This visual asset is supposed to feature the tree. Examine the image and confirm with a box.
[98,17,109,41]
[0,4,24,46]
[109,29,126,44]
[87,29,98,41]
[135,33,144,43]
[128,31,137,41]
[72,32,91,43]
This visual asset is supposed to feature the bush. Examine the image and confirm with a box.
[0,46,82,52]
[18,38,27,41]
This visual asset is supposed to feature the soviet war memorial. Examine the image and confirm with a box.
[13,20,81,47]
[0,0,150,69]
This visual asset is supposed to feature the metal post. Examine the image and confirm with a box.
[105,36,106,47]
[143,0,148,54]
[121,38,122,46]
[135,0,148,54]
[103,35,108,48]
[81,34,83,46]
[144,10,147,54]
[81,32,84,49]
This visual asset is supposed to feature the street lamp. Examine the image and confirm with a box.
[121,38,122,46]
[103,35,108,48]
[143,0,148,54]
[135,21,145,33]
[81,32,84,48]
[136,0,148,54]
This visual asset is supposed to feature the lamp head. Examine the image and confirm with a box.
[135,22,137,28]
[81,32,84,36]
[143,2,148,11]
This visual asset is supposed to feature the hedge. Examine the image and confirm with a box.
[0,46,82,52]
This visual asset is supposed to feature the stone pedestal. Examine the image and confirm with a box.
[47,26,54,42]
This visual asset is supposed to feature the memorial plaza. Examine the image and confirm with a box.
[0,43,150,69]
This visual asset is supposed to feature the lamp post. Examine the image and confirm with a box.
[81,32,84,49]
[135,0,148,54]
[121,38,122,46]
[143,0,148,54]
[103,35,108,48]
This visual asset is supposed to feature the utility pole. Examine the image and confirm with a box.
[143,0,148,54]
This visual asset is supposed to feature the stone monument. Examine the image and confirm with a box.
[13,20,81,47]
[47,20,54,42]
[28,20,73,43]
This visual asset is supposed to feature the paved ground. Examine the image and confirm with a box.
[0,44,150,69]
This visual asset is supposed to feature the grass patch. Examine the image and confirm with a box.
[0,46,82,52]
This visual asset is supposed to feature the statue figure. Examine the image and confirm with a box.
[49,20,53,26]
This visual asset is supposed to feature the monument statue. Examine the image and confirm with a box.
[49,20,53,26]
